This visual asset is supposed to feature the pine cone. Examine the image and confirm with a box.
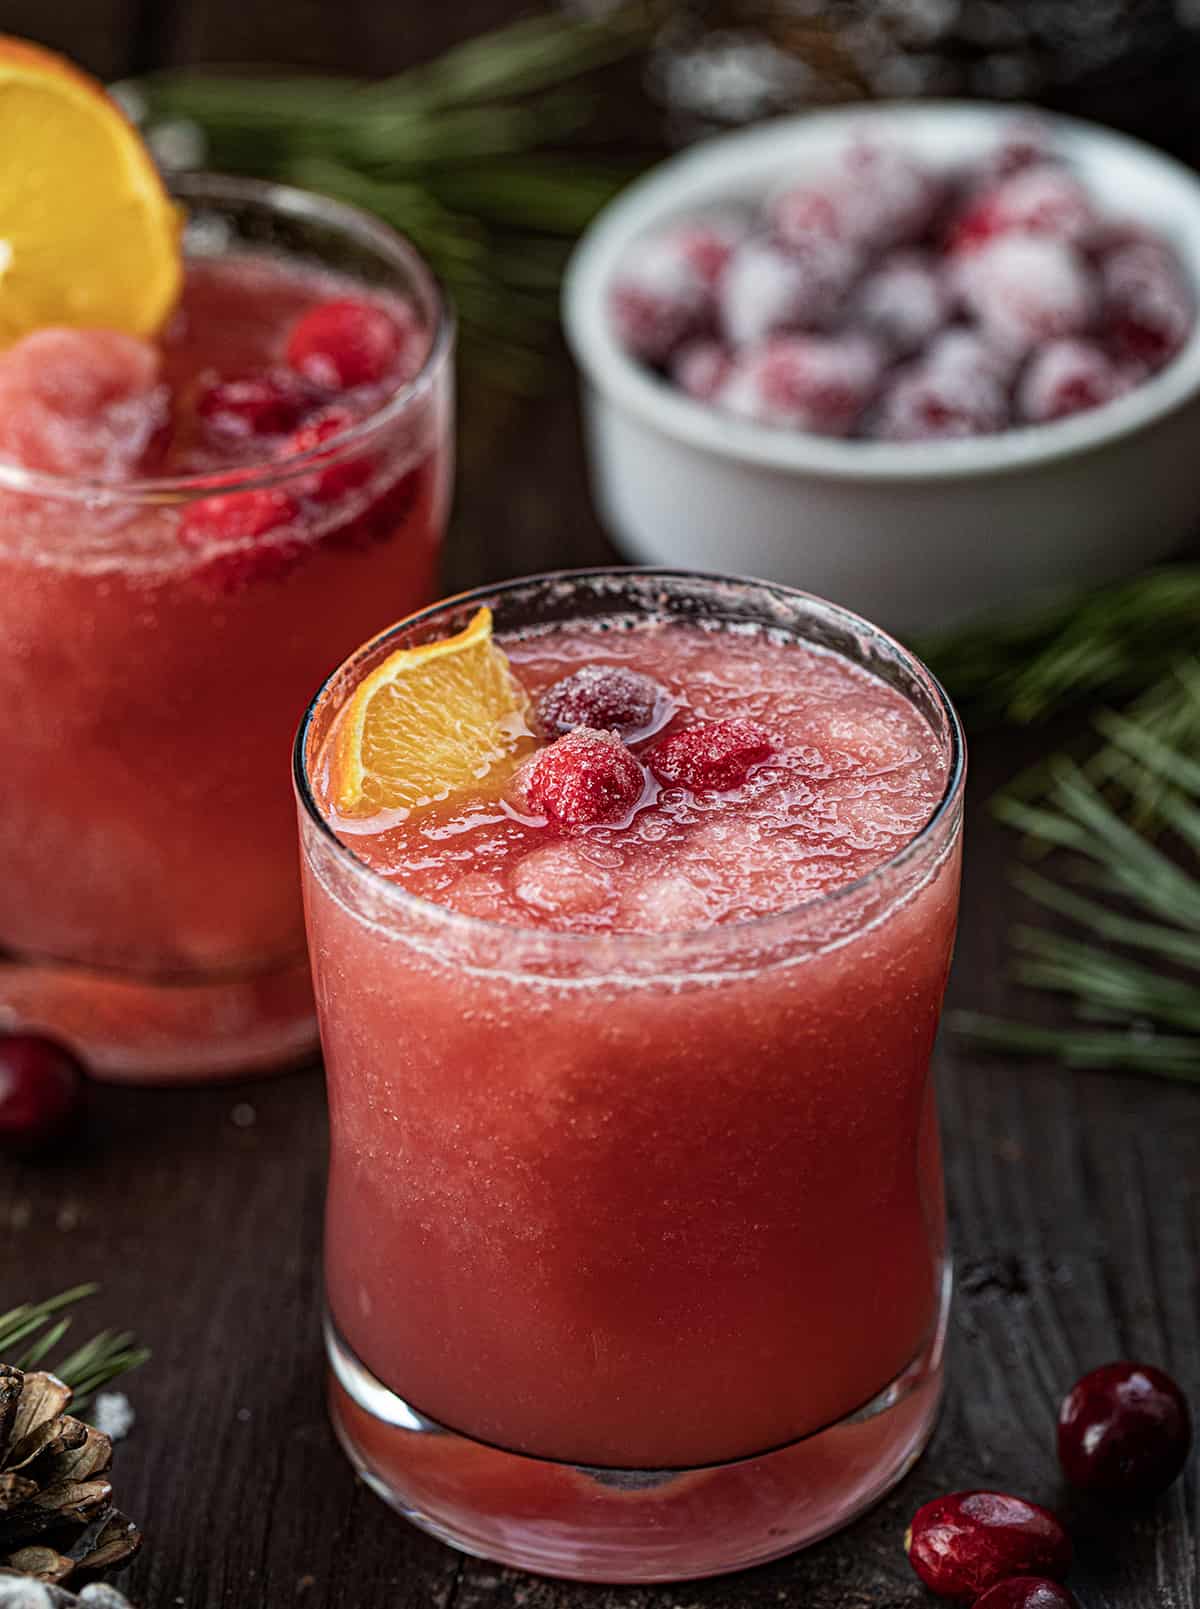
[0,1366,140,1588]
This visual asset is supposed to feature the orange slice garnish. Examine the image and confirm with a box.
[330,606,535,817]
[0,36,182,346]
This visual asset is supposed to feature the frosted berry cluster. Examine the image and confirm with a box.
[608,122,1193,442]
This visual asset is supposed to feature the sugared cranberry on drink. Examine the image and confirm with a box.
[975,1579,1079,1609]
[1101,241,1193,367]
[286,298,405,390]
[195,369,316,440]
[523,728,645,829]
[0,1034,85,1152]
[957,235,1095,356]
[851,251,953,356]
[670,340,733,403]
[1058,1361,1192,1500]
[905,1492,1072,1600]
[1017,339,1127,424]
[650,719,774,791]
[286,408,374,501]
[947,165,1095,255]
[719,235,856,347]
[721,335,882,435]
[608,232,715,365]
[537,665,666,741]
[179,488,304,591]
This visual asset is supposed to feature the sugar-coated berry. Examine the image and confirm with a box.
[286,408,374,501]
[650,719,774,791]
[851,251,953,356]
[720,235,856,347]
[523,728,646,829]
[838,138,944,250]
[872,355,1008,442]
[1101,241,1193,367]
[195,369,317,439]
[947,165,1095,255]
[956,235,1095,356]
[0,1034,86,1152]
[536,665,667,741]
[609,233,714,365]
[974,1579,1080,1609]
[670,340,734,402]
[179,488,304,591]
[905,1492,1072,1600]
[721,335,882,435]
[286,298,405,390]
[1058,1361,1192,1500]
[1017,339,1127,423]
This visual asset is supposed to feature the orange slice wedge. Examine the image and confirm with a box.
[330,606,535,817]
[0,36,183,347]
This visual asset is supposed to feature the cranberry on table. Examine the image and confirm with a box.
[536,665,666,742]
[0,1034,86,1151]
[974,1578,1080,1609]
[1058,1361,1192,1500]
[905,1491,1072,1600]
[650,719,774,792]
[523,728,646,829]
[286,297,405,390]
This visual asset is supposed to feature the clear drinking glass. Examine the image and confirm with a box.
[295,570,965,1583]
[0,174,454,1082]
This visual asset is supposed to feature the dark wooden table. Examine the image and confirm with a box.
[2,5,1198,1607]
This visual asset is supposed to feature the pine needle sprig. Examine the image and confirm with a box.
[0,1285,150,1414]
[956,661,1200,1080]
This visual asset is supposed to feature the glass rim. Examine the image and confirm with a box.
[293,567,968,956]
[0,170,456,506]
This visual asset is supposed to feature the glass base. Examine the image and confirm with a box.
[0,949,318,1084]
[325,1266,951,1584]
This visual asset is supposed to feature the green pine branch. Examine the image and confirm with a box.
[0,1285,149,1415]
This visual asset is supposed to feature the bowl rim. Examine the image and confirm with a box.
[563,99,1200,483]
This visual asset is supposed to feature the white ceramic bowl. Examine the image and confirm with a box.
[564,102,1200,634]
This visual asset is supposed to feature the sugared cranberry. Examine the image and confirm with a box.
[719,235,856,347]
[974,1579,1079,1609]
[956,235,1095,356]
[986,117,1056,181]
[286,408,374,501]
[721,335,882,435]
[609,233,714,365]
[670,340,734,403]
[523,728,645,829]
[537,665,666,741]
[851,251,953,357]
[905,1492,1072,1601]
[947,165,1095,255]
[774,140,940,254]
[194,369,316,440]
[286,298,404,390]
[650,719,774,791]
[1101,241,1193,367]
[179,488,304,591]
[668,216,745,287]
[1058,1361,1192,1500]
[872,353,1009,442]
[0,1034,85,1152]
[1017,339,1126,423]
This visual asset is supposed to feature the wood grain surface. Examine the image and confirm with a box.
[2,4,1198,1606]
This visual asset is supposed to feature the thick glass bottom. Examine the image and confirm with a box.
[0,948,317,1083]
[325,1265,951,1584]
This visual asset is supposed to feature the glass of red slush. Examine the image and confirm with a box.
[295,569,966,1583]
[0,174,454,1082]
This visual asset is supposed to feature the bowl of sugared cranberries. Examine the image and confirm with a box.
[564,103,1200,632]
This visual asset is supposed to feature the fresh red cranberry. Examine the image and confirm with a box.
[1017,338,1127,423]
[650,719,774,791]
[670,340,734,403]
[1058,1362,1192,1500]
[523,728,645,829]
[0,1034,85,1152]
[721,335,882,435]
[179,488,304,591]
[905,1492,1072,1600]
[194,369,317,440]
[956,235,1095,356]
[609,233,714,365]
[974,1578,1079,1609]
[286,298,404,390]
[719,234,857,348]
[947,166,1095,255]
[536,666,666,741]
[1101,241,1193,367]
[851,251,953,357]
[286,408,374,501]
